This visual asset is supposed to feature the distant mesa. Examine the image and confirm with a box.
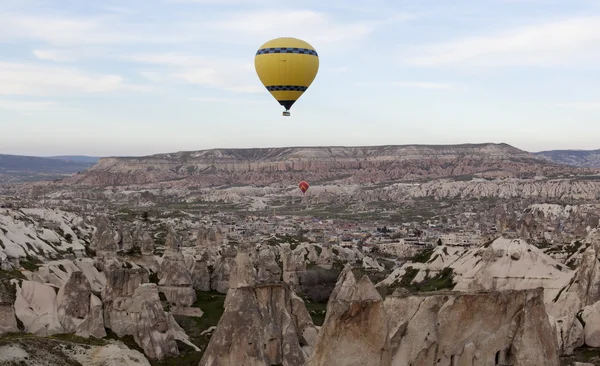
[0,154,100,183]
[535,149,600,168]
[55,142,592,187]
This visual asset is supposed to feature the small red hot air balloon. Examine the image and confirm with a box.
[298,180,310,194]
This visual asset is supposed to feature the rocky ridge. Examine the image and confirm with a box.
[53,143,592,188]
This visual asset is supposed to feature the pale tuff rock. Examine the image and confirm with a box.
[404,179,600,201]
[306,245,319,263]
[117,222,134,252]
[256,245,281,283]
[101,263,149,302]
[0,280,18,335]
[281,244,307,287]
[290,292,319,358]
[164,225,181,250]
[316,245,333,270]
[101,264,149,331]
[547,230,600,354]
[135,287,179,359]
[384,288,560,366]
[1,208,89,259]
[580,302,600,348]
[197,226,223,248]
[452,238,572,303]
[34,258,106,293]
[55,271,106,338]
[553,313,584,355]
[306,265,560,366]
[133,224,155,255]
[0,341,152,366]
[77,294,106,338]
[93,218,117,254]
[362,256,384,271]
[211,245,237,293]
[72,342,152,366]
[106,283,179,359]
[306,265,391,366]
[377,238,572,304]
[158,285,196,308]
[158,227,196,307]
[332,245,360,262]
[199,283,315,366]
[191,258,211,291]
[14,280,65,336]
[227,249,258,289]
[63,144,580,188]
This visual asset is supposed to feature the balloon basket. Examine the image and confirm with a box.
[282,110,291,117]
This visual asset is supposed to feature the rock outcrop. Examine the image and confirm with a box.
[306,265,391,366]
[93,218,117,254]
[33,258,106,295]
[190,251,211,292]
[547,229,600,354]
[14,280,64,336]
[133,225,155,255]
[107,283,180,359]
[0,280,18,335]
[385,288,560,366]
[197,226,223,248]
[56,270,106,338]
[255,245,281,283]
[62,144,581,188]
[117,222,134,252]
[281,244,307,287]
[158,226,195,307]
[200,283,316,366]
[101,264,149,331]
[453,238,572,303]
[316,245,333,270]
[200,244,317,366]
[306,264,560,366]
[210,245,237,293]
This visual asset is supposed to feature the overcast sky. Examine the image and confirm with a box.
[1,0,600,157]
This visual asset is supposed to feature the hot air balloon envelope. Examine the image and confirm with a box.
[254,37,319,115]
[298,180,310,194]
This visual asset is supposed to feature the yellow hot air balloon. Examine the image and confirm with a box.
[254,37,319,116]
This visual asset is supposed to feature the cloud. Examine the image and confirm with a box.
[0,12,188,46]
[131,53,262,93]
[33,49,74,62]
[0,99,58,111]
[188,97,269,104]
[356,81,454,89]
[166,0,268,3]
[555,102,600,110]
[0,62,151,96]
[403,16,600,67]
[0,99,81,117]
[202,9,375,44]
[330,67,349,73]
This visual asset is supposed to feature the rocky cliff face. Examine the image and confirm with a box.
[400,179,600,201]
[60,143,584,187]
[546,229,600,354]
[384,288,560,366]
[306,265,391,366]
[200,248,318,366]
[56,270,106,338]
[0,280,18,336]
[311,264,560,366]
